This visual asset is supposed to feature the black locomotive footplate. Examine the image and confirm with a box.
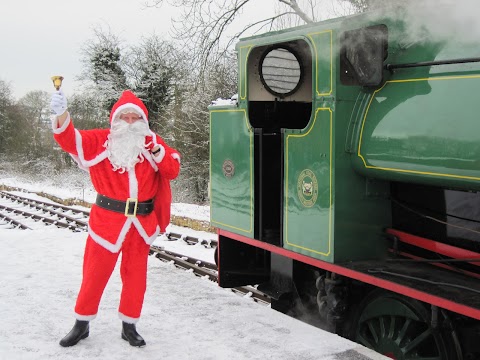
[340,258,480,316]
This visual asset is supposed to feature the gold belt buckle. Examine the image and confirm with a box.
[125,198,138,217]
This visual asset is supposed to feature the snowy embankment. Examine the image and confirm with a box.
[0,173,388,359]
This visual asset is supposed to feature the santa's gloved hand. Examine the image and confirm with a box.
[50,90,67,115]
[145,136,156,151]
[151,144,165,161]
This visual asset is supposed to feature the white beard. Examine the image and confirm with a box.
[105,120,151,173]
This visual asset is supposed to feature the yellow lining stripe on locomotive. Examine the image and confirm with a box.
[209,109,254,234]
[357,74,480,181]
[306,30,333,97]
[239,45,253,101]
[284,107,333,256]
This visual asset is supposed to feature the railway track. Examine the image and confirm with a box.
[0,191,89,231]
[0,190,268,304]
[149,245,270,305]
[0,191,218,246]
[163,231,217,248]
[1,191,91,217]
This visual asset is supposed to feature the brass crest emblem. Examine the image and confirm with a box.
[222,159,235,178]
[297,169,318,208]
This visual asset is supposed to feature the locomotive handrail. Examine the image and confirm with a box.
[367,267,480,294]
[385,57,480,71]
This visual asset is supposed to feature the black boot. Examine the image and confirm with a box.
[59,320,89,347]
[121,322,146,347]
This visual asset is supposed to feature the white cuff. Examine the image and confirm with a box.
[52,112,71,134]
[152,144,165,163]
[171,152,181,164]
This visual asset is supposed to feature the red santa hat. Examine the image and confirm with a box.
[109,90,149,124]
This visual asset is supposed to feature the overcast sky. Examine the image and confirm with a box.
[0,0,354,101]
[9,0,476,102]
[0,0,288,100]
[0,0,179,99]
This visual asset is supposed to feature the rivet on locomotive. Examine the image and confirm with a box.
[209,4,480,359]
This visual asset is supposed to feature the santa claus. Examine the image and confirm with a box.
[50,89,180,348]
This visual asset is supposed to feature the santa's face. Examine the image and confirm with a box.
[119,113,143,124]
[105,112,150,172]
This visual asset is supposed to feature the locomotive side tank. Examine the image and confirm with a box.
[209,4,480,358]
[350,36,480,191]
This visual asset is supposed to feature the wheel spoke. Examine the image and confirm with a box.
[367,320,379,344]
[396,318,412,345]
[379,316,386,339]
[388,316,395,339]
[352,292,458,360]
[403,328,433,354]
[357,332,374,349]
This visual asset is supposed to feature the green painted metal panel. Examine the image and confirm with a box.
[333,102,391,263]
[354,75,480,190]
[210,109,254,236]
[238,45,252,102]
[307,30,333,97]
[284,108,334,261]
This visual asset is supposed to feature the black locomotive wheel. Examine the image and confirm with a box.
[350,290,460,360]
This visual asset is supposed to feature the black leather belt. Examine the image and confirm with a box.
[95,194,154,217]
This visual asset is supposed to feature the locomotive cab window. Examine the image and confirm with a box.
[340,24,388,87]
[247,39,312,131]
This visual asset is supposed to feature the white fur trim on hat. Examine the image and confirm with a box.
[119,107,141,116]
[111,103,148,123]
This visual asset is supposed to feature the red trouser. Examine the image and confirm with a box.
[74,227,151,322]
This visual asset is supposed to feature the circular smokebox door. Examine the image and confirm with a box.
[260,46,303,97]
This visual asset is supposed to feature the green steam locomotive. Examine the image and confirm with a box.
[209,4,480,359]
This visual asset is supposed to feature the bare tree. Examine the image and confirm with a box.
[17,91,50,126]
[125,36,179,132]
[145,0,352,79]
[344,0,397,12]
[170,52,238,203]
[67,92,110,129]
[17,90,52,156]
[79,27,128,111]
[0,80,16,153]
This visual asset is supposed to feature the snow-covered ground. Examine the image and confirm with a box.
[0,175,388,359]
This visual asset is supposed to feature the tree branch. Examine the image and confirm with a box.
[278,0,314,23]
[144,0,329,81]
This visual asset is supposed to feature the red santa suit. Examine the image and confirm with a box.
[53,90,180,324]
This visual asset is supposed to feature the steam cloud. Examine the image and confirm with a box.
[387,0,480,45]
